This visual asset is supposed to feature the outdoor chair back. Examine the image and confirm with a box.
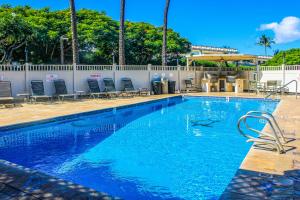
[184,79,194,88]
[103,78,116,92]
[53,79,68,95]
[120,78,135,91]
[267,80,281,87]
[31,80,46,96]
[0,81,12,98]
[87,79,101,93]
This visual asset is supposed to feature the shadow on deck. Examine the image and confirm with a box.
[220,168,300,199]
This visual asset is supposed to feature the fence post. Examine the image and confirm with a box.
[282,64,286,86]
[148,64,151,90]
[178,66,181,92]
[112,64,116,83]
[25,63,29,92]
[256,64,260,82]
[281,64,286,96]
[73,63,77,92]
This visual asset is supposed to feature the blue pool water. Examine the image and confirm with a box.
[0,96,278,200]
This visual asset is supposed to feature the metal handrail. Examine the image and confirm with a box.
[246,111,287,143]
[265,80,298,99]
[237,114,285,153]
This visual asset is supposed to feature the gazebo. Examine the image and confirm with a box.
[185,54,258,93]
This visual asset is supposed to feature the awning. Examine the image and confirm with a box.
[187,54,257,62]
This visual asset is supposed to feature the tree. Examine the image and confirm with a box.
[119,0,126,65]
[162,0,170,66]
[0,5,191,65]
[273,49,280,55]
[77,9,118,64]
[264,48,300,66]
[0,13,32,63]
[69,0,79,64]
[257,34,275,56]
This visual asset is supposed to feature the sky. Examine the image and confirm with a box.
[2,0,300,55]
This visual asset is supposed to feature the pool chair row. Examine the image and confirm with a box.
[0,78,150,105]
[0,79,81,105]
[87,78,149,99]
[30,78,149,102]
[31,79,77,102]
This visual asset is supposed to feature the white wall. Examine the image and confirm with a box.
[76,70,114,92]
[0,71,25,96]
[260,70,300,92]
[115,70,150,90]
[28,71,73,95]
[1,64,299,96]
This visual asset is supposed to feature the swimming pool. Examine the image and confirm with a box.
[0,96,278,200]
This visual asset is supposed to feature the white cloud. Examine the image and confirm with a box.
[259,16,300,44]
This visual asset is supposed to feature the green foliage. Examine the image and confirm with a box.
[0,5,191,64]
[0,8,33,63]
[193,60,218,67]
[264,49,300,65]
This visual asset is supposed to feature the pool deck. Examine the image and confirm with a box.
[0,93,299,199]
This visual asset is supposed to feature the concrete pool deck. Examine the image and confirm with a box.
[0,92,299,199]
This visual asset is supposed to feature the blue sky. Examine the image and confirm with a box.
[2,0,300,55]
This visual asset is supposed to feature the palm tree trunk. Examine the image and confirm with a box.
[119,0,126,65]
[69,0,79,64]
[162,0,170,66]
[264,46,267,56]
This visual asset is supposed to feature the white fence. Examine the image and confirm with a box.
[257,65,300,93]
[0,64,299,96]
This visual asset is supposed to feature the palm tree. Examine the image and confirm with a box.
[119,0,126,65]
[162,0,170,66]
[257,34,275,56]
[69,0,79,64]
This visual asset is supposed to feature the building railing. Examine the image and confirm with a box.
[77,65,112,71]
[259,66,282,71]
[0,65,25,71]
[29,65,73,71]
[0,64,299,72]
[151,65,178,71]
[285,65,300,71]
[116,65,148,71]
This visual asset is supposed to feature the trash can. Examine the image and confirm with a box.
[168,81,176,94]
[161,78,169,94]
[152,81,162,95]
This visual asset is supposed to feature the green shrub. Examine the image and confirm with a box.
[264,49,300,66]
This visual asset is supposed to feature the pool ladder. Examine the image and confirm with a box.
[237,111,287,153]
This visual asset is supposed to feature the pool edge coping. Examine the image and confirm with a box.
[0,95,183,131]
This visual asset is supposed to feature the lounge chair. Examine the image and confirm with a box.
[184,79,201,92]
[266,80,281,93]
[30,80,52,103]
[248,81,265,94]
[0,81,15,106]
[139,88,150,96]
[53,79,76,101]
[87,79,105,99]
[103,78,119,98]
[120,78,140,97]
